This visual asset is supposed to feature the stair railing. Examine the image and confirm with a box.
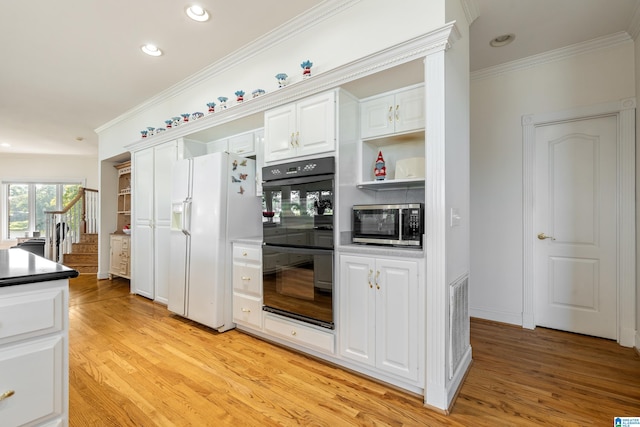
[44,187,99,262]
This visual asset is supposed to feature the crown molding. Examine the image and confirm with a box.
[96,0,360,134]
[471,31,632,81]
[627,2,640,40]
[460,0,479,26]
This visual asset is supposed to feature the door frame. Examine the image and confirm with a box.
[522,98,636,347]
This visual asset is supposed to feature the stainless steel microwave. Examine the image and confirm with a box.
[352,203,423,247]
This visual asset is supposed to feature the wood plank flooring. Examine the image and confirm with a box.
[68,275,640,426]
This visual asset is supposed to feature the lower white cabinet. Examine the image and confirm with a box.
[109,234,130,279]
[0,280,68,427]
[232,242,263,329]
[339,254,420,383]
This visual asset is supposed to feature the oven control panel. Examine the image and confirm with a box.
[263,157,335,182]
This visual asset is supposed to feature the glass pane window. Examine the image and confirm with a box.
[35,184,57,236]
[8,184,29,239]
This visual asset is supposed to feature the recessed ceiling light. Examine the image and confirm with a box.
[186,5,209,22]
[141,44,162,57]
[490,33,515,47]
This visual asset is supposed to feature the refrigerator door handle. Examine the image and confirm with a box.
[182,199,192,236]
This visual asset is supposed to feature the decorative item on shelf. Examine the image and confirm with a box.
[123,224,131,235]
[172,116,182,127]
[191,112,204,120]
[235,90,245,103]
[301,60,313,79]
[181,113,190,123]
[146,127,155,136]
[275,73,288,88]
[206,102,216,113]
[374,150,386,181]
[252,89,265,98]
[140,130,148,138]
[164,119,173,129]
[156,127,166,134]
[218,96,228,109]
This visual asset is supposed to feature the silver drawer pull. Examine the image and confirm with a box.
[291,330,297,336]
[0,390,15,401]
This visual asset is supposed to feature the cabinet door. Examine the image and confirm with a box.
[339,255,376,367]
[264,103,296,162]
[228,132,255,156]
[109,235,123,273]
[375,258,419,382]
[360,94,395,139]
[153,141,178,304]
[394,86,425,134]
[296,91,336,157]
[132,148,155,298]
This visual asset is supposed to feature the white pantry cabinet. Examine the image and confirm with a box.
[339,254,420,383]
[264,91,335,162]
[360,84,425,140]
[131,138,205,303]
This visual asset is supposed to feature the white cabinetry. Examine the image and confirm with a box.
[358,84,426,190]
[0,281,68,427]
[360,84,424,139]
[339,254,420,383]
[131,138,205,303]
[109,234,130,279]
[264,91,335,162]
[232,242,263,329]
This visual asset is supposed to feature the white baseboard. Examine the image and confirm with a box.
[469,307,522,326]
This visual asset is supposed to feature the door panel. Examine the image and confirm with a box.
[534,115,617,339]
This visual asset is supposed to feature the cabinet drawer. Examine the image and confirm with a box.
[233,264,261,296]
[233,245,261,263]
[233,294,262,329]
[228,132,255,155]
[0,336,64,427]
[264,315,334,354]
[0,289,64,345]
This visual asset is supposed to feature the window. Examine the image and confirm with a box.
[5,182,81,239]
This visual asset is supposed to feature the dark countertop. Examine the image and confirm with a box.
[0,248,79,287]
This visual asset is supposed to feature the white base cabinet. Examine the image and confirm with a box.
[0,280,68,427]
[109,234,130,279]
[339,254,421,383]
[232,242,263,330]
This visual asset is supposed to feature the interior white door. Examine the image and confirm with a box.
[534,115,617,339]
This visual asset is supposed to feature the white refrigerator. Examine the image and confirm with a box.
[168,152,261,332]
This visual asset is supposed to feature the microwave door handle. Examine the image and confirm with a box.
[398,208,403,241]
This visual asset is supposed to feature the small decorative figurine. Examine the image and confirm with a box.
[252,89,265,98]
[181,113,190,123]
[191,112,204,120]
[146,127,155,136]
[206,102,216,114]
[140,130,148,138]
[218,96,228,109]
[156,127,166,133]
[235,90,245,103]
[374,151,386,180]
[231,175,241,183]
[276,73,288,88]
[172,117,182,127]
[164,119,173,129]
[301,60,313,79]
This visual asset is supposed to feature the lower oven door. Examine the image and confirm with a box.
[262,245,334,329]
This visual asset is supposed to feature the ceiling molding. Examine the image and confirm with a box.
[96,0,360,134]
[460,0,479,26]
[471,31,632,81]
[627,2,640,40]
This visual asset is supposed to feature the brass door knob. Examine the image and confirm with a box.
[537,233,555,240]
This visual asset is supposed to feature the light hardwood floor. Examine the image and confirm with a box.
[68,275,640,426]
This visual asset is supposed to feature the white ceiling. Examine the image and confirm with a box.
[1,0,638,157]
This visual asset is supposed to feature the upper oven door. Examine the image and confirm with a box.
[352,207,400,242]
[262,174,334,249]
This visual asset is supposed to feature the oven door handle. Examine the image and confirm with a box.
[262,244,333,256]
[262,173,334,188]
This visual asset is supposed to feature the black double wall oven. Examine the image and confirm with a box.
[262,157,334,329]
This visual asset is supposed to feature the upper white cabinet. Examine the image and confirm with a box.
[360,84,425,140]
[131,138,205,303]
[339,254,421,384]
[264,91,336,162]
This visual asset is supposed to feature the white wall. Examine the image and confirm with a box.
[0,154,99,241]
[470,40,635,325]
